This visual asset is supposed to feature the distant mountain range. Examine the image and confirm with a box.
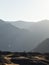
[10,20,33,29]
[0,19,49,52]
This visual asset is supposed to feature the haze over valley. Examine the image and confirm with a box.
[0,19,49,53]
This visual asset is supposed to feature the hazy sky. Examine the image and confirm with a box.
[0,0,49,22]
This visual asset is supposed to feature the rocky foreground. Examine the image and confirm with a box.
[0,52,49,65]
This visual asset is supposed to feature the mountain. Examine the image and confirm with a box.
[9,20,33,29]
[0,19,49,52]
[9,20,49,48]
[29,20,49,48]
[34,38,49,53]
[0,20,34,52]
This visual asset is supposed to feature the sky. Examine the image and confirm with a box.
[0,0,49,22]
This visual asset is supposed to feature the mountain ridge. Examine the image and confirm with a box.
[33,38,49,53]
[0,19,49,52]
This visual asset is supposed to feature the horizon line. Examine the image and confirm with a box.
[0,19,49,22]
